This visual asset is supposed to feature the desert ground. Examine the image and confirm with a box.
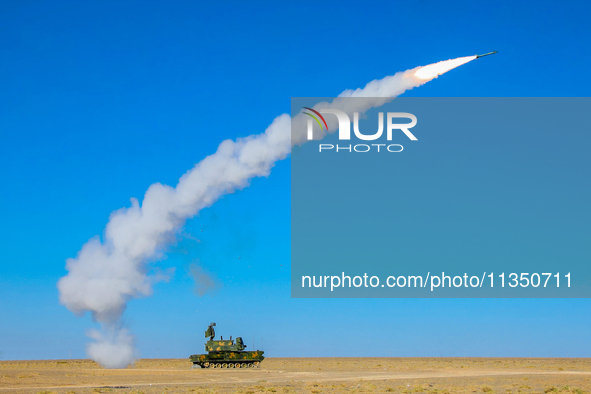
[1,358,590,394]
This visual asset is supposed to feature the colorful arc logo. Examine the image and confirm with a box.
[303,107,328,131]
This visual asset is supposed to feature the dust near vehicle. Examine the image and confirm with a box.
[189,323,265,369]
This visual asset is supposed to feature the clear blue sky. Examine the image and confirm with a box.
[0,0,590,360]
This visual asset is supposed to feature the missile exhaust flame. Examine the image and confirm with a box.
[413,55,477,81]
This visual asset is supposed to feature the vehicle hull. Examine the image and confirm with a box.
[190,350,265,368]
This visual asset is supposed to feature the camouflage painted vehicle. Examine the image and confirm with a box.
[190,323,265,369]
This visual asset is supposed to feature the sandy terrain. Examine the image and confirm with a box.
[1,358,590,394]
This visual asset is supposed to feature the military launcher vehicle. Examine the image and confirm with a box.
[190,323,265,368]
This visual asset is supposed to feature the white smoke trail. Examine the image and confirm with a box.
[291,56,476,144]
[58,55,475,368]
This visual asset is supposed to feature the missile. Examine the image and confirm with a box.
[476,51,498,59]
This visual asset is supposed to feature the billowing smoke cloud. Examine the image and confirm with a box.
[86,327,135,368]
[58,56,475,368]
[188,262,220,296]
